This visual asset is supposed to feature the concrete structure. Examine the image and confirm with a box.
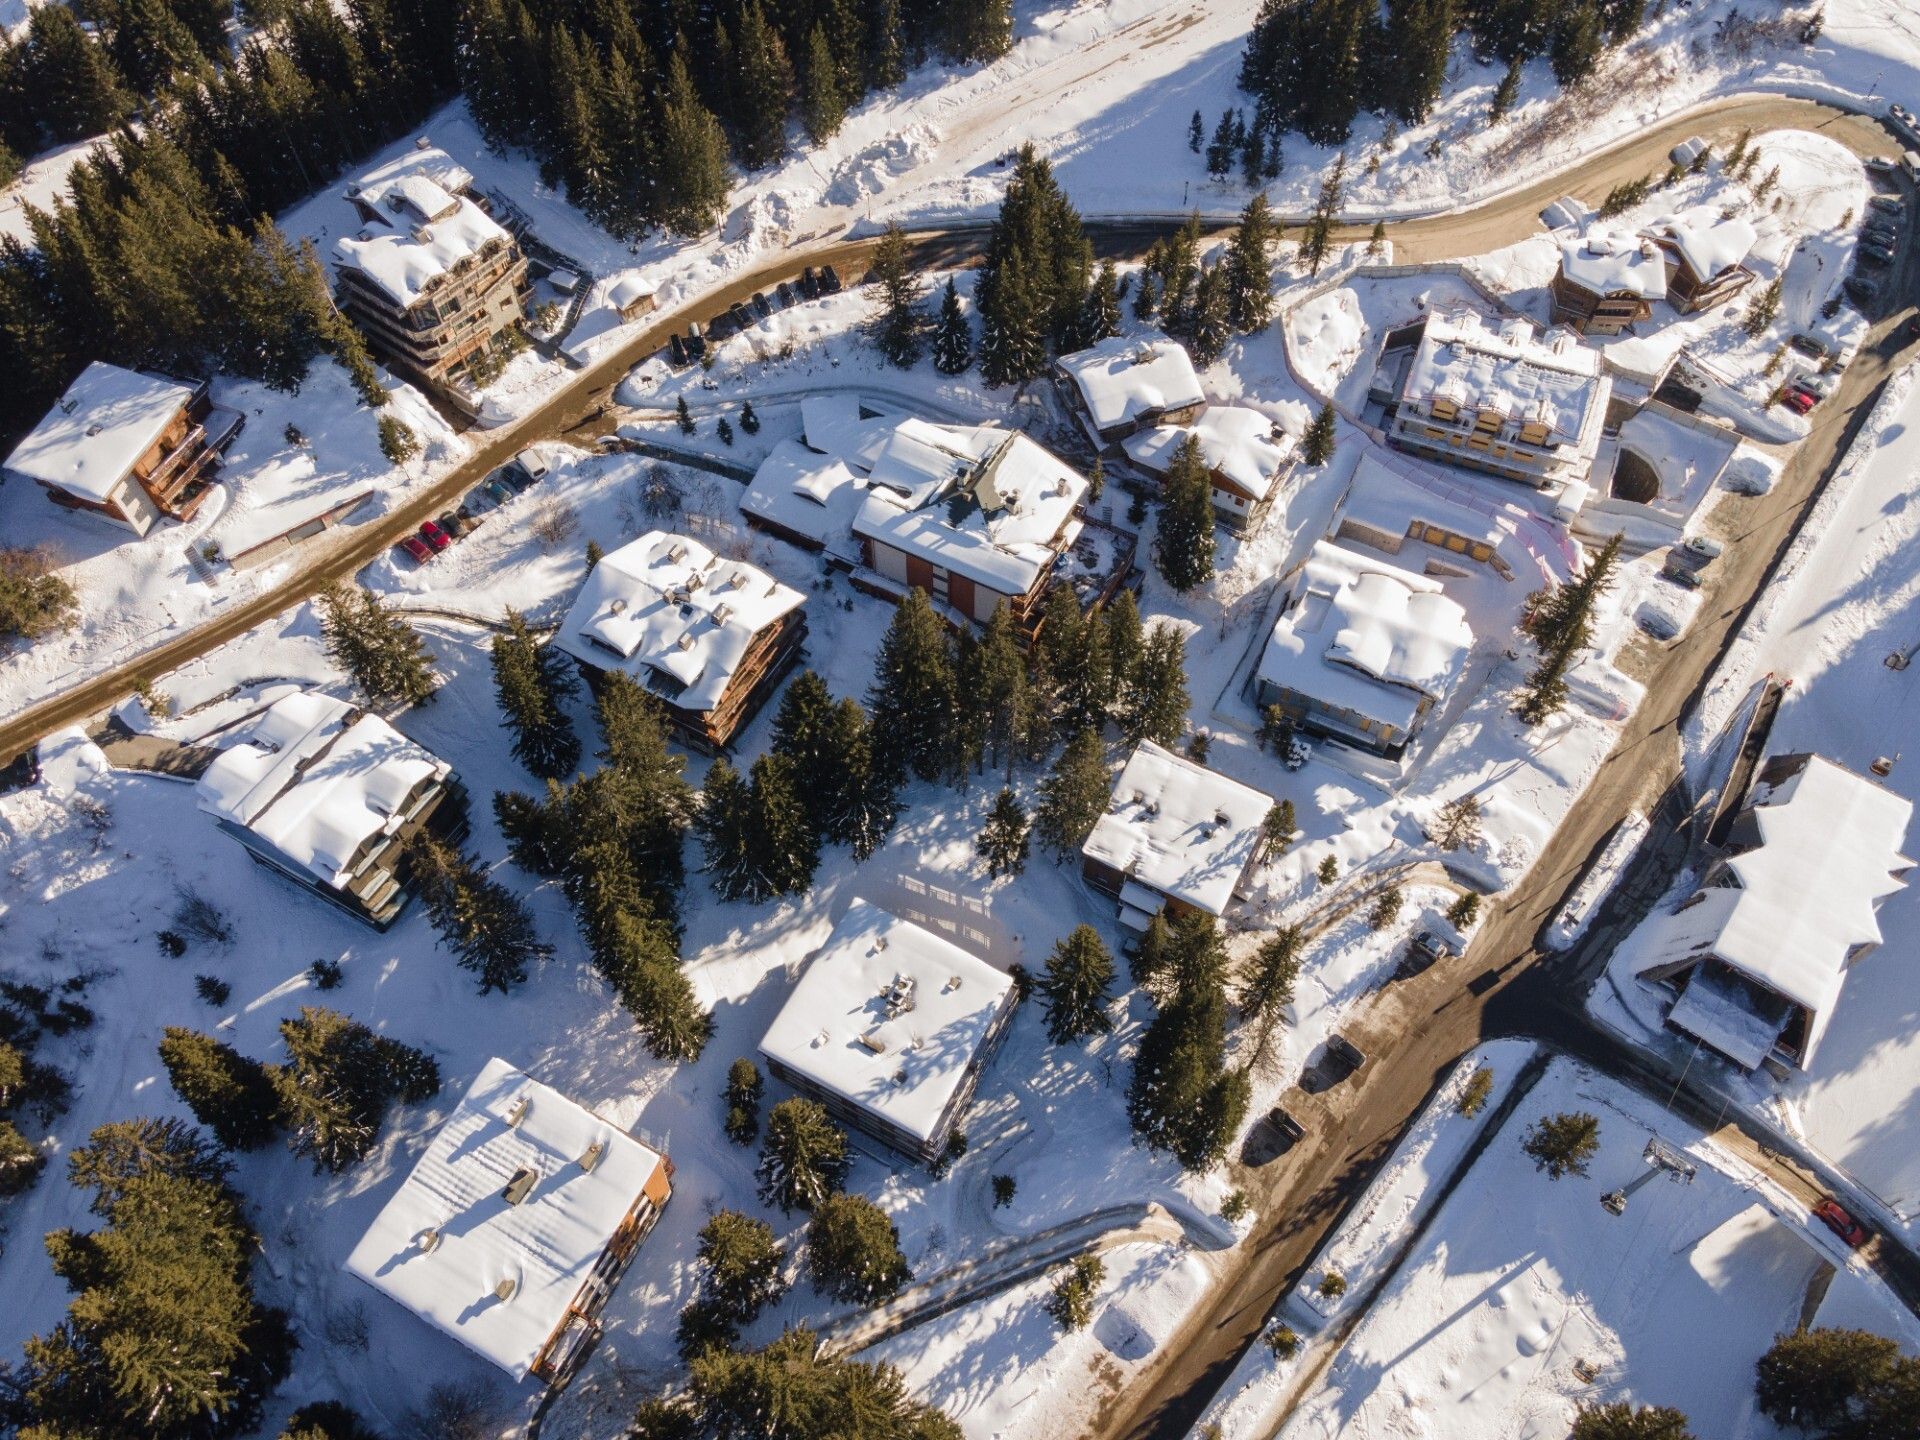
[333,147,530,401]
[1081,741,1274,928]
[1254,541,1474,759]
[1548,229,1669,335]
[345,1058,672,1385]
[1386,306,1611,492]
[196,690,466,929]
[1642,208,1758,314]
[550,531,806,753]
[1122,405,1298,534]
[4,363,243,535]
[759,899,1017,1163]
[1055,334,1206,444]
[1633,753,1912,1072]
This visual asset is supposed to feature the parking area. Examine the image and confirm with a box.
[393,449,552,567]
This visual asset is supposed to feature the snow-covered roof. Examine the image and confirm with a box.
[1337,452,1511,559]
[334,154,512,310]
[739,437,870,554]
[1123,405,1297,501]
[605,270,655,310]
[344,1058,669,1382]
[196,691,451,890]
[1082,741,1274,917]
[1643,207,1758,282]
[550,531,805,712]
[1638,754,1911,1063]
[1557,229,1669,299]
[758,900,1014,1147]
[1400,306,1605,447]
[1257,541,1473,733]
[853,427,1088,595]
[1056,333,1205,434]
[4,362,196,502]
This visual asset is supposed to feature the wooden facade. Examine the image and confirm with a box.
[528,1159,673,1384]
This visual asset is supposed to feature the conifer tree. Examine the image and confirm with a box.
[866,0,906,87]
[270,1007,438,1173]
[868,588,957,785]
[1127,983,1249,1171]
[758,1097,851,1213]
[317,583,436,709]
[1036,585,1110,739]
[1154,434,1216,592]
[977,247,1046,386]
[1078,258,1123,346]
[801,24,847,142]
[1568,1403,1696,1440]
[771,669,838,814]
[1206,109,1236,178]
[25,5,136,142]
[1153,211,1204,332]
[1430,793,1483,850]
[1263,798,1298,857]
[1189,110,1205,153]
[942,0,1012,62]
[1302,401,1338,465]
[1550,1,1605,85]
[815,695,899,858]
[1034,728,1110,856]
[724,1058,764,1145]
[974,143,1091,358]
[1187,263,1233,365]
[1490,54,1524,121]
[1225,192,1278,332]
[1754,1327,1901,1433]
[659,1326,962,1438]
[1385,0,1457,122]
[977,787,1031,878]
[409,833,551,994]
[1521,1110,1601,1179]
[686,1208,789,1346]
[868,220,922,366]
[808,1192,912,1301]
[491,609,581,779]
[158,1027,280,1152]
[1447,891,1480,930]
[278,1400,381,1440]
[729,1,795,168]
[1238,925,1302,1064]
[658,53,732,234]
[932,275,974,374]
[1123,622,1190,749]
[1046,1254,1105,1331]
[1368,219,1387,256]
[1104,589,1144,711]
[1040,925,1115,1044]
[1515,645,1574,726]
[740,400,760,433]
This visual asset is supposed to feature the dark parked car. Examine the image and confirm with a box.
[1398,929,1456,977]
[1859,240,1897,267]
[483,477,517,506]
[708,311,738,342]
[1326,1034,1365,1073]
[399,534,433,564]
[1266,1106,1305,1144]
[1787,333,1831,360]
[776,280,796,307]
[729,302,753,330]
[1814,1197,1870,1248]
[667,332,688,367]
[1868,193,1904,216]
[751,291,772,318]
[820,264,842,293]
[498,464,534,494]
[437,511,467,540]
[799,266,820,299]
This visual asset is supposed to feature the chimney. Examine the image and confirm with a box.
[493,1276,518,1302]
[502,1166,538,1206]
[416,1227,443,1253]
[578,1139,605,1173]
[506,1096,530,1129]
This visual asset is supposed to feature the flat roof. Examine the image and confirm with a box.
[759,900,1014,1146]
[5,362,196,501]
[1400,306,1605,449]
[1056,333,1205,433]
[1082,741,1273,916]
[549,531,805,712]
[344,1057,668,1381]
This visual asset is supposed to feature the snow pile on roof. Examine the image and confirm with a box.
[604,270,655,310]
[758,900,1014,1147]
[739,438,870,553]
[1258,541,1473,735]
[1637,755,1912,1064]
[1122,405,1298,501]
[1401,306,1604,446]
[335,154,511,310]
[1056,333,1205,433]
[854,427,1087,595]
[344,1057,668,1382]
[4,362,195,502]
[1082,741,1274,917]
[1643,206,1758,281]
[1557,228,1668,299]
[550,531,804,711]
[197,691,450,889]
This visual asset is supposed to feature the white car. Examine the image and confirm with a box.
[514,449,550,482]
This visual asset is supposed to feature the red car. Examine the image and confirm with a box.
[399,534,433,564]
[1814,1197,1870,1248]
[418,519,452,552]
[1781,389,1815,415]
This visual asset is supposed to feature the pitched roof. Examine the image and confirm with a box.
[1056,333,1205,433]
[344,1058,668,1381]
[1122,405,1298,501]
[4,362,196,502]
[1082,742,1274,917]
[334,152,511,310]
[1643,206,1758,282]
[1557,228,1669,299]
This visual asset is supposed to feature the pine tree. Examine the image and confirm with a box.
[771,669,838,815]
[668,1327,962,1439]
[377,414,417,463]
[1104,589,1144,713]
[808,1192,912,1301]
[1154,434,1216,593]
[976,247,1046,387]
[1569,1403,1696,1440]
[1039,925,1114,1043]
[658,52,732,234]
[758,1097,851,1213]
[974,142,1092,356]
[1127,984,1249,1171]
[1262,798,1298,858]
[729,0,795,168]
[1744,276,1784,337]
[1186,263,1233,366]
[1515,645,1573,726]
[1225,192,1278,332]
[932,275,974,374]
[1037,585,1109,739]
[866,0,906,87]
[676,395,694,432]
[1123,622,1190,749]
[1367,219,1387,256]
[270,1006,438,1173]
[1447,891,1481,929]
[971,601,1032,776]
[740,400,761,433]
[1077,258,1123,346]
[1188,110,1204,153]
[1368,885,1404,930]
[819,695,899,858]
[1490,54,1524,122]
[976,787,1031,878]
[1318,854,1340,885]
[801,24,847,142]
[1046,1254,1105,1332]
[278,1399,382,1440]
[1550,1,1604,85]
[25,6,136,143]
[1302,401,1338,465]
[696,758,755,901]
[1387,0,1457,122]
[1154,211,1204,331]
[1521,1110,1601,1179]
[410,833,552,994]
[158,1027,280,1152]
[317,583,436,709]
[693,1209,789,1325]
[744,752,820,900]
[1034,729,1110,856]
[1430,793,1482,850]
[868,588,957,785]
[1726,127,1752,174]
[1237,926,1301,1064]
[869,220,923,366]
[724,1058,764,1145]
[941,0,1013,61]
[491,609,581,779]
[1754,1327,1901,1433]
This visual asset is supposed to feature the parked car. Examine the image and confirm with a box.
[1867,154,1901,175]
[1788,333,1831,360]
[1266,1106,1305,1144]
[729,302,753,330]
[1864,221,1900,246]
[1663,563,1703,590]
[751,291,772,318]
[708,311,738,342]
[1867,194,1904,216]
[1814,1197,1870,1249]
[776,280,796,308]
[1859,240,1897,267]
[400,534,434,564]
[1325,1034,1365,1073]
[418,519,451,552]
[799,265,820,299]
[515,449,549,483]
[820,264,843,294]
[437,511,467,540]
[483,477,517,506]
[1397,929,1454,978]
[685,330,706,360]
[667,332,688,367]
[1796,371,1837,401]
[1677,535,1724,566]
[1781,388,1816,415]
[1636,608,1679,641]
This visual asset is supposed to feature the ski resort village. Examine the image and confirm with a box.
[10,3,1920,1440]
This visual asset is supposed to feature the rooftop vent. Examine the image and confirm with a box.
[502,1166,538,1206]
[857,1031,888,1054]
[506,1096,530,1129]
[943,975,962,994]
[712,602,732,627]
[416,1227,443,1253]
[609,597,627,614]
[414,136,434,150]
[1214,810,1232,827]
[493,1276,518,1303]
[677,633,695,651]
[85,423,103,437]
[412,224,434,244]
[813,1028,830,1048]
[668,542,688,564]
[577,1139,605,1173]
[885,974,917,1018]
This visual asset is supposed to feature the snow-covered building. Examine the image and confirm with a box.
[1632,753,1912,1072]
[1055,333,1206,444]
[1547,229,1669,335]
[333,146,530,400]
[550,531,806,752]
[1642,208,1758,314]
[759,899,1017,1163]
[604,269,657,321]
[4,362,244,535]
[1254,541,1474,760]
[1386,306,1611,492]
[196,690,466,929]
[345,1057,673,1386]
[1081,741,1275,928]
[1122,405,1298,534]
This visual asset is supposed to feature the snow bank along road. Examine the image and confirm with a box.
[0,93,1898,765]
[1095,187,1920,1440]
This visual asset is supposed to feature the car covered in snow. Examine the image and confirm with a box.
[1867,194,1903,218]
[1636,607,1680,641]
[514,450,549,484]
[1325,1034,1365,1074]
